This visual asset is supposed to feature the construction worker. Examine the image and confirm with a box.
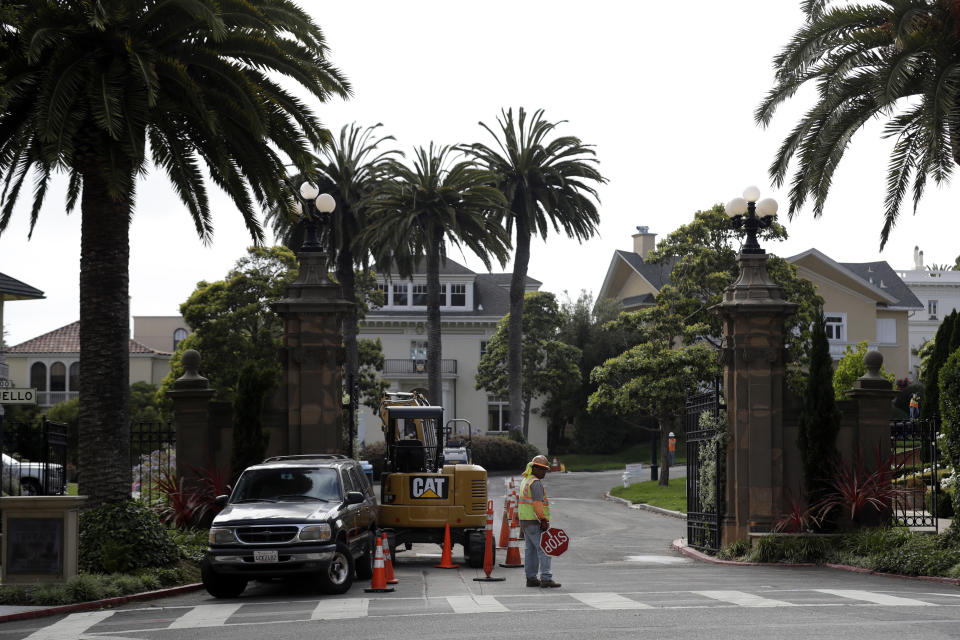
[909,393,920,420]
[667,432,677,466]
[518,455,560,588]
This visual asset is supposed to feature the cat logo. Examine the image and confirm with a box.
[410,475,449,499]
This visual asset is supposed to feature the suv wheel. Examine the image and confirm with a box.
[318,541,354,594]
[201,561,248,598]
[355,533,375,580]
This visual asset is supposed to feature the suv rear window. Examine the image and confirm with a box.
[231,467,341,502]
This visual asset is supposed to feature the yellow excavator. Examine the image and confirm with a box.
[377,391,491,568]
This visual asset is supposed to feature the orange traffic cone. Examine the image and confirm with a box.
[381,532,398,585]
[474,499,505,582]
[499,516,523,568]
[364,537,395,593]
[497,494,512,549]
[434,522,459,569]
[551,456,560,472]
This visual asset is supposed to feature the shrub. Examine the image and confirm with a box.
[717,539,748,560]
[359,441,387,477]
[471,436,539,471]
[868,533,960,576]
[79,501,179,573]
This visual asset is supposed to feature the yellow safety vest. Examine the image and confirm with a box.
[518,475,550,520]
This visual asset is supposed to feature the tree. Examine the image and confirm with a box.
[0,1,349,507]
[938,348,960,532]
[757,0,960,247]
[466,108,606,441]
[646,205,823,391]
[363,144,509,404]
[357,338,390,411]
[475,291,582,441]
[162,246,298,400]
[833,341,897,399]
[797,311,841,516]
[264,123,399,447]
[589,320,719,487]
[922,310,960,418]
[232,363,275,476]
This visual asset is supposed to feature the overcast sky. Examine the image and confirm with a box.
[2,0,958,347]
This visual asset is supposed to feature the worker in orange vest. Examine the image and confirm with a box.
[909,394,920,420]
[668,432,677,467]
[518,455,560,589]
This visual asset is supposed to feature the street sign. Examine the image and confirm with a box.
[540,527,569,557]
[0,388,37,405]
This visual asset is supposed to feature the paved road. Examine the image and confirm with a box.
[3,470,959,640]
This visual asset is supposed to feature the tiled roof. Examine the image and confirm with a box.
[0,272,44,301]
[7,321,169,355]
[840,261,923,309]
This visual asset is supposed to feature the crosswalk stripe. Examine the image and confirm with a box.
[23,610,114,640]
[167,603,243,628]
[815,589,936,606]
[311,598,369,619]
[693,590,795,607]
[446,595,509,614]
[571,592,653,610]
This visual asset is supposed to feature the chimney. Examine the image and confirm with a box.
[632,226,656,260]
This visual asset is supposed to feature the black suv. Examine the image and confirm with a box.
[201,454,379,598]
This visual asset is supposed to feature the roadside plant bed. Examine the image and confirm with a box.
[716,528,960,579]
[0,561,200,606]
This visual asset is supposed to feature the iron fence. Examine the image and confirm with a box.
[130,421,175,505]
[1,418,68,496]
[684,379,724,553]
[890,417,939,530]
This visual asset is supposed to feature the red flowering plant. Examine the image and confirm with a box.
[155,460,233,529]
[812,446,906,527]
[774,490,821,533]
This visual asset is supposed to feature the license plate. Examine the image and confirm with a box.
[253,550,278,563]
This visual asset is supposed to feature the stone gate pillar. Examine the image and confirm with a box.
[718,252,797,546]
[272,251,353,455]
[166,349,216,480]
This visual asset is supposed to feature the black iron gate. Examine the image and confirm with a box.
[685,379,724,553]
[130,421,175,505]
[1,418,68,495]
[890,417,939,530]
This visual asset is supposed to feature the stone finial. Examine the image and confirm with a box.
[174,349,209,389]
[850,349,893,391]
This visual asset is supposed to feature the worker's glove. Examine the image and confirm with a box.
[539,519,549,531]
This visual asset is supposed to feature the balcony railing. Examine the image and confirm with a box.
[36,391,79,407]
[829,341,879,359]
[383,359,457,376]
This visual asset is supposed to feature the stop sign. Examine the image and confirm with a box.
[540,527,569,556]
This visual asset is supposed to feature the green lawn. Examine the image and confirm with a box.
[609,479,686,513]
[559,443,684,471]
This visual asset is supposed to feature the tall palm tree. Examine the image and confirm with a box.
[466,108,605,438]
[361,144,509,405]
[757,0,960,247]
[266,123,398,452]
[0,0,349,506]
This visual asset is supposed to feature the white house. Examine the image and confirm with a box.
[897,247,960,379]
[357,258,548,453]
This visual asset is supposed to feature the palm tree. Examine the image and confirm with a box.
[0,0,349,506]
[361,144,509,405]
[265,123,399,452]
[466,108,605,438]
[757,0,960,248]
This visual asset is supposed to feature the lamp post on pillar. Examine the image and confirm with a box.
[717,186,796,547]
[272,181,354,455]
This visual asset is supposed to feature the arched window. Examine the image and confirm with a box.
[173,328,188,350]
[69,362,80,391]
[30,362,47,390]
[50,362,66,391]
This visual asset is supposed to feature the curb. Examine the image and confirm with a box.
[672,539,960,585]
[0,583,204,624]
[604,492,687,520]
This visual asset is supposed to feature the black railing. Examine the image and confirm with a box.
[890,417,939,530]
[130,421,176,505]
[1,418,68,496]
[382,359,457,376]
[685,379,724,553]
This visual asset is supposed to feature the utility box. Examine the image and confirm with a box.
[0,496,86,584]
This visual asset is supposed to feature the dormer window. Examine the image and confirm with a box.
[450,284,466,307]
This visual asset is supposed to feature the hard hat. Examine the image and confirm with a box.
[531,455,550,469]
[668,432,675,437]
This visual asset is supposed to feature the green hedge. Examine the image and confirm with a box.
[470,436,538,471]
[79,501,179,573]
